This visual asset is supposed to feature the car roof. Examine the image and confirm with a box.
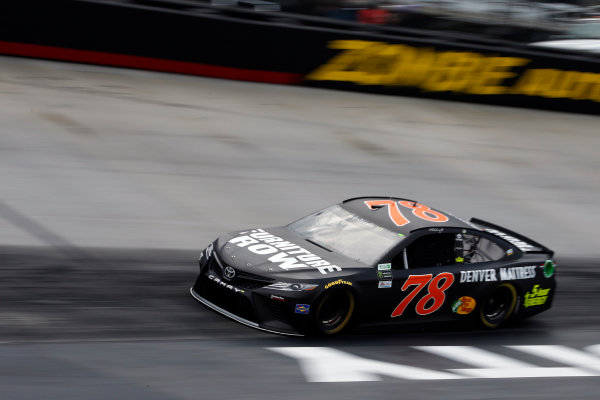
[340,196,474,235]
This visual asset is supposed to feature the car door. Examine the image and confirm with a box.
[359,231,458,324]
[365,229,511,326]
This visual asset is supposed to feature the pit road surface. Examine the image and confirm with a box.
[0,56,599,399]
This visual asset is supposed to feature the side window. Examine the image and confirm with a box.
[393,233,457,269]
[392,232,505,269]
[459,233,505,264]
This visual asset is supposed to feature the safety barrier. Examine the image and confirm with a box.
[1,0,598,114]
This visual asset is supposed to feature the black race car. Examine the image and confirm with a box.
[191,197,556,335]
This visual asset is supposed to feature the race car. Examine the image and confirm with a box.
[190,197,556,335]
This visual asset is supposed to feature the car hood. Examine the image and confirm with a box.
[214,226,367,280]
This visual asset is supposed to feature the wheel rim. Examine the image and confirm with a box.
[481,284,517,328]
[319,296,347,326]
[483,291,509,319]
[315,290,355,335]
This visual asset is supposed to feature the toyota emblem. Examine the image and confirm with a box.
[223,266,236,280]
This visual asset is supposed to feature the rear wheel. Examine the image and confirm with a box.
[313,288,355,335]
[480,283,517,328]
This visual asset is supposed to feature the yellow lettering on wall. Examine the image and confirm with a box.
[421,51,482,92]
[307,40,373,83]
[307,40,599,103]
[512,70,600,102]
[512,69,563,96]
[545,71,579,98]
[569,72,600,101]
[353,42,398,85]
[381,45,436,87]
[468,56,529,95]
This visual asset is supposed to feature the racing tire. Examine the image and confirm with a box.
[480,283,518,329]
[313,288,355,335]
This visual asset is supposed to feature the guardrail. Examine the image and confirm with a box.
[1,0,598,114]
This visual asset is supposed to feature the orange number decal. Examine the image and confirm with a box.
[398,201,449,223]
[415,272,455,315]
[391,274,431,317]
[391,273,455,317]
[364,200,409,227]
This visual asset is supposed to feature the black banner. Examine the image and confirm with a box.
[1,0,598,113]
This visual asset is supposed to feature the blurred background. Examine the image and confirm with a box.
[1,1,599,399]
[238,0,600,49]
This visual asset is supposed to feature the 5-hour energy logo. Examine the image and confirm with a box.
[524,285,551,308]
[308,40,600,103]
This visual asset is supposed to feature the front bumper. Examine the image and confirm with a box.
[191,256,311,336]
[190,287,302,336]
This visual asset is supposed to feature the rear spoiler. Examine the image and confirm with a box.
[470,218,554,257]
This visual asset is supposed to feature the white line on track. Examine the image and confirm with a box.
[268,347,459,382]
[268,345,600,382]
[509,345,600,374]
[417,345,595,378]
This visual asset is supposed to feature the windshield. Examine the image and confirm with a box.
[288,205,404,265]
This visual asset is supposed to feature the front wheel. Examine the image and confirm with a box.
[480,283,517,329]
[313,288,355,335]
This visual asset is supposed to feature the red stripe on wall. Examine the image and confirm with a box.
[0,41,303,84]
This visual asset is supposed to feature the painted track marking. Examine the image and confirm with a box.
[268,345,600,382]
[418,345,595,379]
[268,347,458,382]
[509,345,600,374]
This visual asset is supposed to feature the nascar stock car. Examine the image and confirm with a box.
[191,197,556,335]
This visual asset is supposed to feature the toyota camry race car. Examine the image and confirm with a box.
[191,197,556,336]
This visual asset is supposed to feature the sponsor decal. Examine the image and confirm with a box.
[506,248,514,256]
[308,40,528,95]
[223,266,236,280]
[392,273,454,317]
[325,279,352,289]
[377,270,393,280]
[499,266,536,280]
[484,229,536,252]
[455,257,464,263]
[364,199,449,227]
[228,229,342,274]
[295,304,310,314]
[524,285,551,308]
[461,267,535,282]
[378,280,392,289]
[451,296,476,315]
[378,263,392,271]
[308,40,600,103]
[429,228,444,233]
[543,260,556,278]
[460,269,497,283]
[270,294,286,302]
[208,274,245,294]
[511,68,600,102]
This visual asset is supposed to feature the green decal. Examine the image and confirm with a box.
[378,263,392,271]
[377,270,393,280]
[451,299,461,313]
[524,285,551,308]
[543,260,555,278]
